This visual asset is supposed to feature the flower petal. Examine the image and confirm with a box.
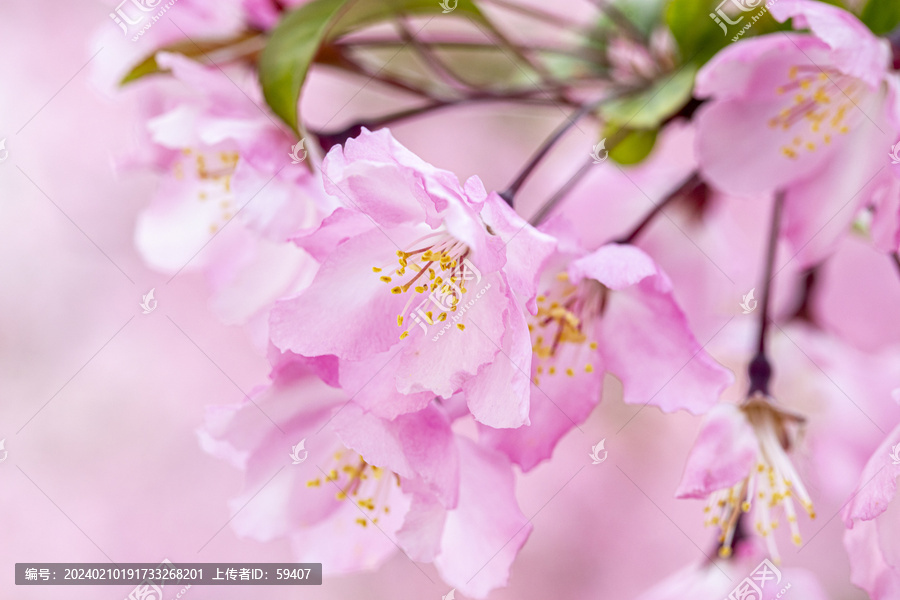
[433,439,532,598]
[676,404,757,499]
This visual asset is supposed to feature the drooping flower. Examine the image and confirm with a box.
[694,0,898,266]
[481,230,733,470]
[677,396,815,562]
[269,127,556,428]
[200,355,532,597]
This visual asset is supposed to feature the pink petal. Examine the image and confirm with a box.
[568,243,658,290]
[395,493,447,562]
[393,272,509,399]
[288,206,376,263]
[434,439,532,598]
[578,245,733,414]
[337,349,436,420]
[843,421,900,524]
[480,344,604,471]
[331,403,460,508]
[269,225,424,361]
[769,0,890,88]
[781,119,888,267]
[287,488,411,574]
[844,503,900,599]
[695,34,828,100]
[462,294,533,428]
[676,404,757,498]
[322,128,462,229]
[479,191,558,312]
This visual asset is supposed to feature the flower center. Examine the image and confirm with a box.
[769,66,863,158]
[529,273,602,385]
[372,232,477,339]
[176,148,240,234]
[305,449,400,528]
[705,398,815,562]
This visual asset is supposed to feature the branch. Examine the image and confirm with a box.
[529,157,595,226]
[498,94,624,206]
[616,173,702,244]
[747,192,785,397]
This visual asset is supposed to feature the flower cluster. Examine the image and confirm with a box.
[119,0,900,596]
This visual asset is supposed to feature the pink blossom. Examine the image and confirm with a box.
[129,52,329,337]
[200,357,531,597]
[676,396,815,561]
[269,128,556,428]
[482,232,733,470]
[694,0,898,266]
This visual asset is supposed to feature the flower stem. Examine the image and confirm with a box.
[616,173,701,244]
[478,0,587,33]
[528,157,594,226]
[499,95,626,206]
[748,192,784,397]
[313,94,576,150]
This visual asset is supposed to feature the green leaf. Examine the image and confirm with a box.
[608,128,659,165]
[666,0,729,64]
[861,0,900,35]
[259,0,486,133]
[120,32,262,85]
[613,0,669,36]
[666,0,797,64]
[600,65,697,130]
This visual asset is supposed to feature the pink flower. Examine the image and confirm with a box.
[842,421,900,599]
[694,0,898,266]
[129,52,329,335]
[269,128,556,428]
[481,234,733,470]
[200,356,531,597]
[676,397,815,562]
